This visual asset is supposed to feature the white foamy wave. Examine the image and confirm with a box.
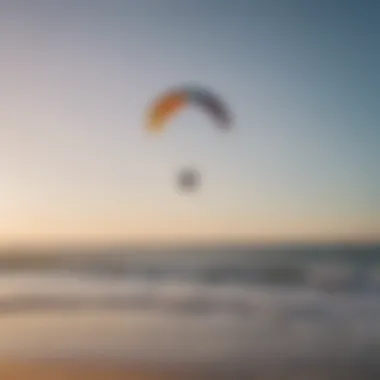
[0,272,380,367]
[0,273,379,319]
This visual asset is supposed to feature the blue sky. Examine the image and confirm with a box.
[0,0,379,244]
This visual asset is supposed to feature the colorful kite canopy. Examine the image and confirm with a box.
[146,85,231,132]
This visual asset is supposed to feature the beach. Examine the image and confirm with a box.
[0,359,380,380]
[0,245,379,379]
[0,360,192,380]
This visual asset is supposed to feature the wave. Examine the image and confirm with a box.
[0,273,380,318]
[0,259,378,294]
[1,271,380,368]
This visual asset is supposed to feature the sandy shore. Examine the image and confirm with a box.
[0,360,256,380]
[0,359,380,380]
[0,360,196,380]
[0,360,263,380]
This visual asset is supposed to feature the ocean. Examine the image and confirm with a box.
[0,243,379,377]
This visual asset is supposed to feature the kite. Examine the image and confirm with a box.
[146,85,231,132]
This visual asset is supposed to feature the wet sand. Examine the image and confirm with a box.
[0,360,259,380]
[0,359,380,380]
[0,360,257,380]
[0,360,193,380]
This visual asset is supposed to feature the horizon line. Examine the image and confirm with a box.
[0,237,379,253]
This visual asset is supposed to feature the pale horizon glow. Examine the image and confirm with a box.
[0,1,379,245]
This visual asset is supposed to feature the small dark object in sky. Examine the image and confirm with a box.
[177,167,201,193]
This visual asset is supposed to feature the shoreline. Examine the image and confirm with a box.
[0,358,379,380]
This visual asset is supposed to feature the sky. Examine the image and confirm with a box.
[0,0,379,245]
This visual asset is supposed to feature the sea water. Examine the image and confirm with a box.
[0,244,379,374]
